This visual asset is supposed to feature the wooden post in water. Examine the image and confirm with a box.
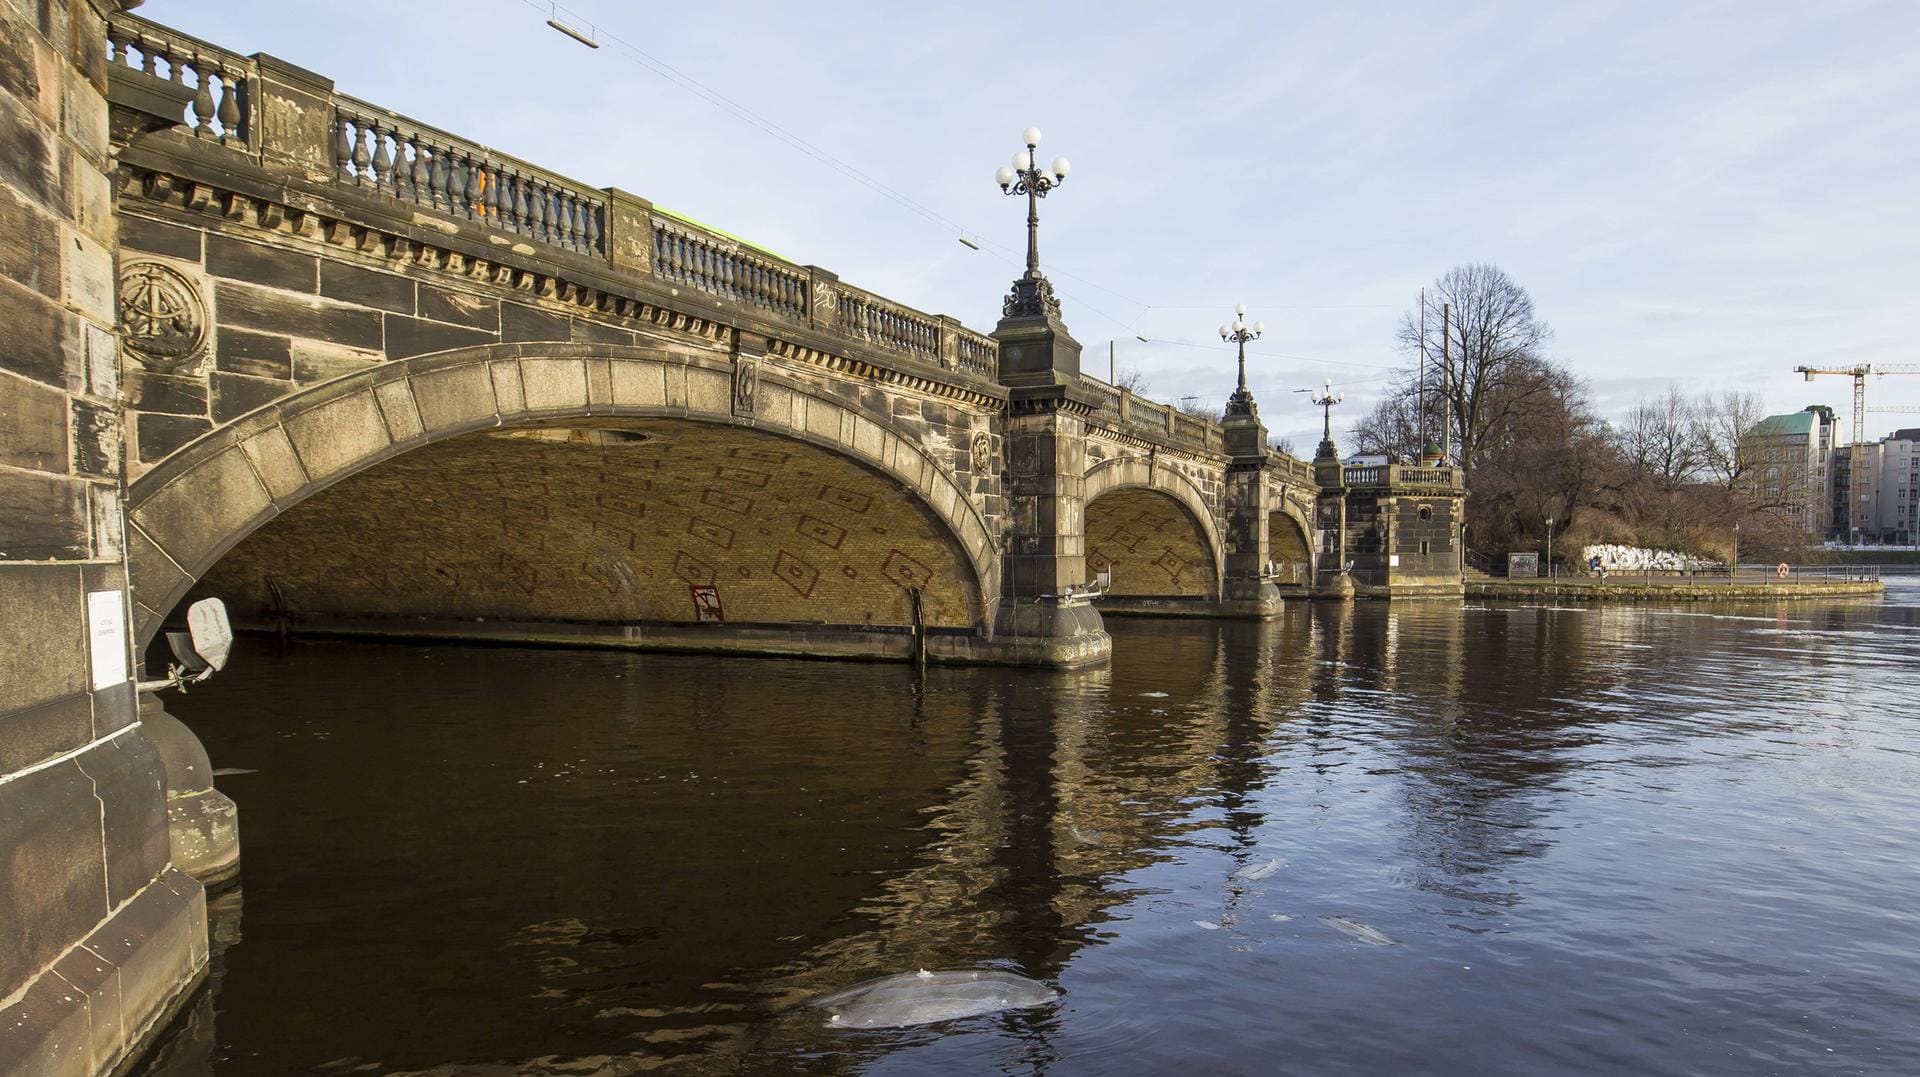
[908,586,927,673]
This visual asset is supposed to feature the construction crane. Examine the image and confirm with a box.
[1795,363,1920,542]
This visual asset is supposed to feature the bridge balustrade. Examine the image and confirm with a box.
[333,100,609,258]
[104,10,1007,384]
[652,216,808,319]
[836,283,943,366]
[106,16,252,146]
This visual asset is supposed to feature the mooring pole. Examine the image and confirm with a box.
[908,586,927,673]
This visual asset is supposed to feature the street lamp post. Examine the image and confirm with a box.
[1221,304,1266,417]
[1731,522,1740,581]
[1546,516,1555,579]
[1309,381,1343,459]
[995,128,1071,319]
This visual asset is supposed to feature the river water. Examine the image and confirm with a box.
[144,584,1920,1076]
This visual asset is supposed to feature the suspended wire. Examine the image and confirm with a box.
[510,0,1396,339]
[512,0,1429,350]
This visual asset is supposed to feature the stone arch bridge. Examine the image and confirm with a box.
[0,7,1463,1074]
[90,11,1449,671]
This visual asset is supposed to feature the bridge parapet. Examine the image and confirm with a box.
[1077,375,1222,458]
[104,10,1000,387]
[107,14,254,147]
[1343,462,1465,494]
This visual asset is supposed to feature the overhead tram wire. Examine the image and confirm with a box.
[519,1,1414,344]
[510,0,1205,335]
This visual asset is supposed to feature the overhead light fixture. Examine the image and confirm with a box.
[547,17,600,48]
[958,237,980,250]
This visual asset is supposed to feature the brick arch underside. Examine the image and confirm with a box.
[187,421,980,633]
[1268,507,1312,563]
[1084,487,1221,599]
[124,344,996,645]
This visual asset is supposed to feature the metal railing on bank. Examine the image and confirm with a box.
[1504,562,1883,585]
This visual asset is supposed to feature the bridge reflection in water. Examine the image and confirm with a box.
[138,594,1920,1075]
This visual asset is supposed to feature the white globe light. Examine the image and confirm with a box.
[1023,126,1042,147]
[1013,150,1032,171]
[1232,320,1245,333]
[1218,324,1229,339]
[1050,156,1070,178]
[995,166,1015,187]
[1235,303,1247,316]
[1253,320,1265,334]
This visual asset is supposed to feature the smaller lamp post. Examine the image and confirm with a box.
[1731,521,1740,581]
[1221,304,1265,416]
[1546,516,1555,579]
[1310,380,1343,459]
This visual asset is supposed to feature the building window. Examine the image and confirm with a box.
[1419,540,1431,555]
[1418,505,1432,521]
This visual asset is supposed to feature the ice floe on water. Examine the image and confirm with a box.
[1320,917,1397,945]
[812,969,1056,1029]
[1237,858,1283,881]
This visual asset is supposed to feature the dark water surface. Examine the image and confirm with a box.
[145,586,1920,1075]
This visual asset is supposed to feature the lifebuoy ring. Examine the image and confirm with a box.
[1775,563,1790,580]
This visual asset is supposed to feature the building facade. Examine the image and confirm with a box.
[1844,428,1920,545]
[1738,406,1837,536]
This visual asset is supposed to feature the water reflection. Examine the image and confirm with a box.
[145,587,1920,1075]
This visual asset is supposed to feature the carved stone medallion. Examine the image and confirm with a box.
[970,432,992,473]
[119,261,206,371]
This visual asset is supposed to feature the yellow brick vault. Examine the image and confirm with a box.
[193,420,981,631]
[1085,487,1218,598]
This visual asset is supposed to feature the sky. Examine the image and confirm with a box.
[148,0,1920,451]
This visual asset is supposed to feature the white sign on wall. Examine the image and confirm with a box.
[87,590,129,691]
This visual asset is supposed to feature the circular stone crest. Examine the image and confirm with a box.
[118,261,206,371]
[970,432,993,473]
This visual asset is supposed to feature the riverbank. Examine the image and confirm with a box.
[1469,577,1884,602]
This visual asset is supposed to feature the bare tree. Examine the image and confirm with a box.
[1114,365,1151,395]
[1396,264,1555,489]
[1689,390,1767,491]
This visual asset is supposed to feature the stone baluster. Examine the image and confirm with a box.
[529,181,548,243]
[216,65,242,142]
[483,166,501,225]
[559,195,579,252]
[669,229,689,283]
[463,157,482,221]
[407,135,428,206]
[334,117,354,183]
[660,226,683,282]
[350,121,372,186]
[190,55,215,137]
[370,123,394,193]
[583,202,602,255]
[512,171,531,234]
[430,146,452,211]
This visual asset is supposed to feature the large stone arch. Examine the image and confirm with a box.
[1081,457,1225,600]
[124,342,998,646]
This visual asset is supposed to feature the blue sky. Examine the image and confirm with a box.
[150,0,1920,451]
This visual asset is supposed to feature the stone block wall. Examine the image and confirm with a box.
[1,2,206,1074]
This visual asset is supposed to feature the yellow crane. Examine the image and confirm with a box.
[1795,363,1920,541]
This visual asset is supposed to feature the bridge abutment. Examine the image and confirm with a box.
[0,3,209,1073]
